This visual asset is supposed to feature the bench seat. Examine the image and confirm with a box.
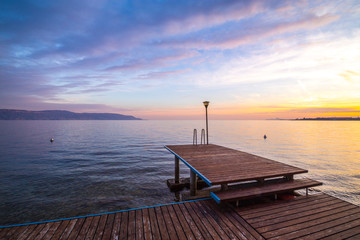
[211,178,322,204]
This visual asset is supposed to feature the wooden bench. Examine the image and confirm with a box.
[211,178,322,204]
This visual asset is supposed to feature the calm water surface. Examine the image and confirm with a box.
[0,120,359,225]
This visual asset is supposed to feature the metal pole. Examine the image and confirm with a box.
[205,106,209,144]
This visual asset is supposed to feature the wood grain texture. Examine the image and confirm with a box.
[2,193,359,239]
[165,144,308,185]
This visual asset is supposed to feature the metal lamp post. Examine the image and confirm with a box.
[203,101,209,144]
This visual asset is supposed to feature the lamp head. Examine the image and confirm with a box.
[203,101,210,108]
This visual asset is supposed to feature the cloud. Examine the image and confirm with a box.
[137,69,190,80]
[156,14,339,49]
[104,50,198,72]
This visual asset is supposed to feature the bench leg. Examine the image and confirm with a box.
[221,184,228,191]
[275,194,277,200]
[306,188,308,197]
[236,200,239,207]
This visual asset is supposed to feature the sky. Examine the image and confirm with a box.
[1,0,360,119]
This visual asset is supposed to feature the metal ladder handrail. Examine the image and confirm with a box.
[193,129,197,145]
[201,129,206,145]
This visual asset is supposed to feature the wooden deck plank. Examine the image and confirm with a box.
[246,198,344,224]
[165,204,187,240]
[119,211,128,240]
[263,207,360,238]
[187,201,223,239]
[135,209,144,240]
[321,226,360,240]
[33,221,53,240]
[127,211,136,240]
[165,144,309,185]
[58,218,78,240]
[171,204,197,240]
[66,217,85,240]
[238,194,331,216]
[197,200,241,240]
[160,205,179,239]
[177,203,205,240]
[23,223,45,240]
[142,208,153,240]
[221,205,265,240]
[204,200,254,240]
[183,202,214,239]
[41,221,62,239]
[148,207,161,240]
[303,218,360,239]
[2,225,24,240]
[93,214,108,240]
[256,202,356,231]
[154,206,170,240]
[102,213,115,240]
[10,224,37,240]
[192,201,231,239]
[2,194,359,240]
[84,215,100,240]
[0,227,11,239]
[111,212,122,240]
[75,216,93,240]
[212,178,322,203]
[49,220,70,240]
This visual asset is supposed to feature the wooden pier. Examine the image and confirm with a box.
[1,193,359,239]
[1,144,359,239]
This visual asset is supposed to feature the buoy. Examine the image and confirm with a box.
[264,134,267,139]
[50,138,54,143]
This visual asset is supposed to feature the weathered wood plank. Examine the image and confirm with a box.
[212,178,322,203]
[192,201,230,239]
[204,200,251,240]
[166,204,187,239]
[75,216,93,240]
[135,209,144,240]
[93,214,108,240]
[165,144,309,185]
[256,202,356,231]
[187,202,222,239]
[84,215,100,240]
[197,200,240,239]
[183,202,213,239]
[247,197,345,224]
[154,206,170,240]
[49,220,70,240]
[148,207,161,240]
[111,212,122,240]
[160,205,179,239]
[238,194,331,216]
[267,210,360,239]
[171,204,197,240]
[10,224,37,240]
[58,219,78,240]
[127,210,136,239]
[33,221,53,240]
[22,223,45,240]
[320,226,360,240]
[142,208,152,240]
[177,203,204,240]
[102,213,115,240]
[119,211,128,240]
[67,217,85,240]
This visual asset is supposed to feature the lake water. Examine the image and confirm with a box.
[0,120,359,226]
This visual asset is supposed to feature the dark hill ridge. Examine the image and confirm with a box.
[0,109,141,120]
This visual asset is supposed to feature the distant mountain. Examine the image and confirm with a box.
[0,109,142,120]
